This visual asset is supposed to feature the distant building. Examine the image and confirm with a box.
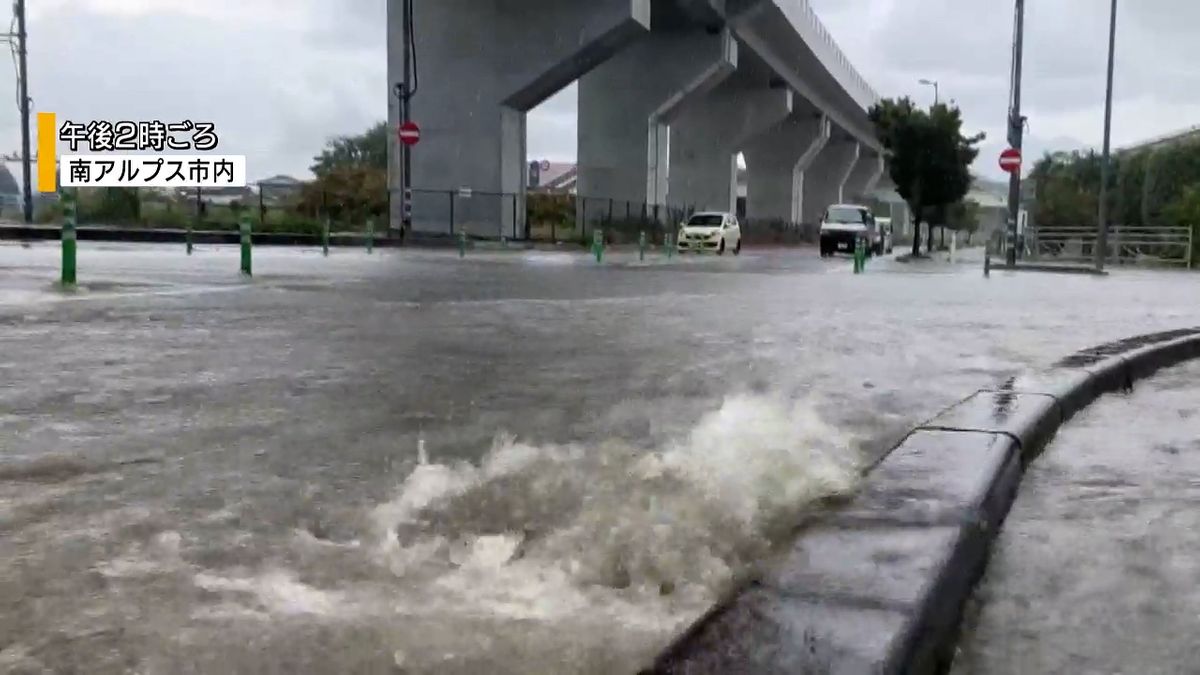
[175,186,255,207]
[527,161,577,194]
[257,174,304,203]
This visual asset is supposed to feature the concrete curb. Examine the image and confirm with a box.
[647,327,1200,674]
[1007,262,1108,275]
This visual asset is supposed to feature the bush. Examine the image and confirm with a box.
[296,165,387,225]
[79,187,141,224]
[142,207,190,229]
[35,200,63,224]
[257,213,323,236]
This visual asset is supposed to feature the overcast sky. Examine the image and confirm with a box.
[5,1,1198,182]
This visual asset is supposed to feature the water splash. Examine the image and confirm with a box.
[185,393,863,672]
[372,393,861,610]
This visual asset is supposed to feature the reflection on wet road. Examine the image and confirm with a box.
[954,359,1200,674]
[2,242,1199,672]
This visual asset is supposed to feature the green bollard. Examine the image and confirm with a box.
[61,190,77,286]
[186,225,193,256]
[665,232,674,260]
[239,214,252,277]
[984,243,991,278]
[593,228,603,263]
[853,238,864,274]
[322,217,330,257]
[366,218,374,254]
[639,231,646,261]
[458,231,466,258]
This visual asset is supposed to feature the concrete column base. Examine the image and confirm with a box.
[743,114,831,224]
[844,148,885,205]
[668,75,794,213]
[801,137,860,224]
[577,27,737,212]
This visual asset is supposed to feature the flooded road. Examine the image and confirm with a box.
[953,359,1200,674]
[2,242,1199,673]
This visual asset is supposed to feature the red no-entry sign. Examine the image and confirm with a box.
[398,121,421,146]
[999,147,1022,174]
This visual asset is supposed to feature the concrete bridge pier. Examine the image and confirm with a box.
[743,112,831,224]
[667,77,794,213]
[576,27,737,214]
[844,148,885,205]
[389,0,650,236]
[801,136,860,224]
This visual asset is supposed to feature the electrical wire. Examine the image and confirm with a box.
[8,13,18,112]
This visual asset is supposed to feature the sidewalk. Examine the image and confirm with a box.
[953,359,1200,674]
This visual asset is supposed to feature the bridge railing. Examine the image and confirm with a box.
[780,0,879,109]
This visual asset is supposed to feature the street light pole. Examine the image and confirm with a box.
[919,79,939,106]
[1095,0,1118,272]
[1006,0,1026,267]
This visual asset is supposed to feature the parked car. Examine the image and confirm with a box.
[677,211,742,255]
[819,204,883,257]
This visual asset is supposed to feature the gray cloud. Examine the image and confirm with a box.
[4,1,1193,184]
[813,0,1200,178]
[2,1,384,181]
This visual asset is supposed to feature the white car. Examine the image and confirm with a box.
[676,211,742,255]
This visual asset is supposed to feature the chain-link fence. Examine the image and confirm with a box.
[31,182,384,238]
[30,182,823,247]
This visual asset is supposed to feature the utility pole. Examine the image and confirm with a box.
[1095,0,1118,272]
[1005,0,1025,267]
[16,0,32,223]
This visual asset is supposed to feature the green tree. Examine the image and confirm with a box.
[1030,152,1097,228]
[303,121,389,227]
[298,164,387,227]
[869,98,984,256]
[946,199,981,245]
[310,121,388,177]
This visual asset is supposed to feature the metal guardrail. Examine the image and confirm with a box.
[1028,225,1194,268]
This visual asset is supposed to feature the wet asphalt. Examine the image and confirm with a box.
[1,241,1198,673]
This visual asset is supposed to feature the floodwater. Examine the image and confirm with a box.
[953,359,1200,674]
[1,242,1198,673]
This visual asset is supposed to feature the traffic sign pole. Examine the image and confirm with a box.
[1006,0,1026,268]
[397,120,420,237]
[398,0,416,237]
